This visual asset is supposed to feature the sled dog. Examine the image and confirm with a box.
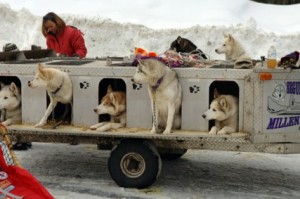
[0,82,21,126]
[215,33,247,61]
[202,89,238,134]
[90,85,126,131]
[170,36,207,59]
[132,58,182,134]
[28,64,72,127]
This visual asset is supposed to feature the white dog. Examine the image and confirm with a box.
[132,58,182,134]
[90,85,126,131]
[28,64,72,127]
[215,33,247,61]
[0,82,21,126]
[202,89,238,135]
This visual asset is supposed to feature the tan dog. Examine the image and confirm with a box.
[28,64,72,127]
[90,85,126,131]
[215,33,247,61]
[0,82,21,126]
[202,89,238,134]
[132,59,182,134]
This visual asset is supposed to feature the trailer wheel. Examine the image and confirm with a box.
[158,148,187,160]
[108,139,162,189]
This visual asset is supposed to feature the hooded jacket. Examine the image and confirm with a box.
[46,26,87,58]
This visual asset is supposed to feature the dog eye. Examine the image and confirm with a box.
[4,96,8,100]
[213,108,216,111]
[223,44,226,47]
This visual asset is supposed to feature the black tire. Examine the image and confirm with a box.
[158,148,187,160]
[108,139,162,189]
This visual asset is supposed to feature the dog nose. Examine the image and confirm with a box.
[93,109,97,113]
[28,81,31,86]
[215,49,218,53]
[202,114,206,119]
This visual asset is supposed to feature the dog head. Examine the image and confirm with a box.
[93,85,126,116]
[0,82,21,111]
[202,89,231,121]
[132,59,165,87]
[28,64,51,88]
[215,33,235,54]
[170,36,197,53]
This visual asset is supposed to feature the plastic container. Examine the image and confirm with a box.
[267,45,277,69]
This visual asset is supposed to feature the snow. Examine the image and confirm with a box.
[1,1,300,198]
[0,0,299,61]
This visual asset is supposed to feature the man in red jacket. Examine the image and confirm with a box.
[42,12,87,59]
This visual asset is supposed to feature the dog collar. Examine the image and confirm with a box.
[51,79,64,95]
[152,76,164,90]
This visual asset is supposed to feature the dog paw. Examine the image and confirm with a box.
[89,125,97,130]
[34,123,44,128]
[217,129,227,135]
[132,83,142,90]
[150,128,157,134]
[163,129,171,134]
[208,129,217,135]
[189,85,200,93]
[79,81,89,89]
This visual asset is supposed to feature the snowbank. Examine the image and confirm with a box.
[0,3,299,60]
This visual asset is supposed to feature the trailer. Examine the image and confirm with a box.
[1,50,300,188]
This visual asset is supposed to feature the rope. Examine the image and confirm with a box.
[0,123,20,166]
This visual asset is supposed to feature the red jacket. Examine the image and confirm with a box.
[46,26,87,58]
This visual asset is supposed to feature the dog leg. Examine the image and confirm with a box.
[150,98,158,134]
[2,119,11,126]
[209,126,218,135]
[217,126,236,134]
[35,100,57,127]
[90,122,106,130]
[97,122,125,132]
[163,103,176,134]
[52,103,72,129]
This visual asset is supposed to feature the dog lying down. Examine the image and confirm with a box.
[170,36,208,60]
[0,82,21,126]
[28,64,72,128]
[202,89,238,135]
[132,58,182,134]
[215,33,253,69]
[90,85,126,131]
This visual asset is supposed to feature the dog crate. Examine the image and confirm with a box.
[1,57,300,189]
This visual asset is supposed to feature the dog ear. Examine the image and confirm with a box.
[176,36,182,44]
[37,63,47,78]
[0,82,5,90]
[9,82,19,95]
[219,97,228,109]
[213,88,219,99]
[227,34,233,42]
[109,92,116,105]
[107,85,113,93]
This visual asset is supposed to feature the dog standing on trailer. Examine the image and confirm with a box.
[28,64,72,127]
[202,89,238,135]
[0,82,22,126]
[132,58,182,134]
[90,85,126,131]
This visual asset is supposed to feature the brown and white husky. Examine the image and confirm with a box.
[90,85,126,131]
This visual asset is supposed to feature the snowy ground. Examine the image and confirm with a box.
[15,143,300,199]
